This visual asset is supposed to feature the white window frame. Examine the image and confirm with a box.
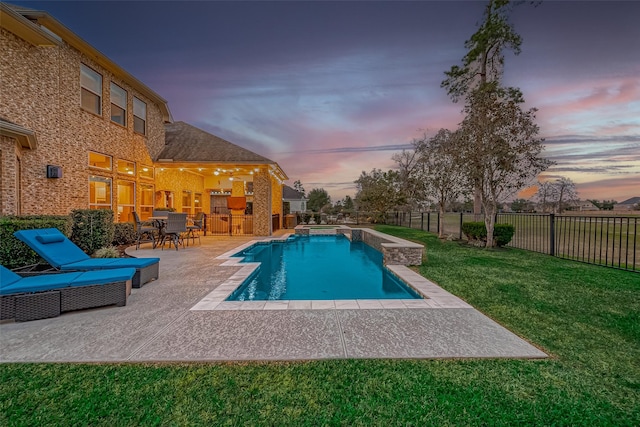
[110,82,127,126]
[133,97,147,135]
[80,64,102,115]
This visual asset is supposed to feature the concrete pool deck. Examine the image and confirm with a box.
[0,232,546,362]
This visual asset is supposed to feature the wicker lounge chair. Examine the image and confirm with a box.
[13,228,160,288]
[0,265,134,322]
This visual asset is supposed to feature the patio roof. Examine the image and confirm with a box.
[157,121,288,180]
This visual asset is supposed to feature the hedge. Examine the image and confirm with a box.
[0,215,72,269]
[113,222,136,246]
[70,209,115,255]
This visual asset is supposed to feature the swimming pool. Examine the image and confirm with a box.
[226,234,422,301]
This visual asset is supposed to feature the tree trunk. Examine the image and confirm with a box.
[485,205,497,248]
[473,186,482,221]
[439,203,446,238]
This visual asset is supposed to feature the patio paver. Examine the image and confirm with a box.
[0,233,546,362]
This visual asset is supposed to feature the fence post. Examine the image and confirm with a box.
[421,212,424,231]
[427,212,431,232]
[437,212,440,235]
[549,213,555,256]
[409,211,412,229]
[459,212,463,240]
[228,213,232,236]
[203,213,208,236]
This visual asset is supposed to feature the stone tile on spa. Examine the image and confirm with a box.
[132,310,345,361]
[337,309,546,359]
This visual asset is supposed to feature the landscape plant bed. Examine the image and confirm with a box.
[1,226,638,425]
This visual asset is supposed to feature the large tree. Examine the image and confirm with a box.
[534,180,555,213]
[442,0,529,219]
[293,180,306,196]
[458,88,552,246]
[391,139,430,211]
[550,177,578,213]
[417,129,466,238]
[307,188,331,212]
[354,169,404,222]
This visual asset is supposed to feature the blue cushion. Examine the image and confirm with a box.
[35,234,65,244]
[71,268,135,287]
[0,271,83,295]
[60,257,159,271]
[14,228,90,267]
[0,265,22,288]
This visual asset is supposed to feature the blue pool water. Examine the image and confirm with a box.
[226,234,422,301]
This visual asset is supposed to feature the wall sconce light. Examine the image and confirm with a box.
[46,165,62,178]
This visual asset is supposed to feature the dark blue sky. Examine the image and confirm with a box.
[11,0,640,201]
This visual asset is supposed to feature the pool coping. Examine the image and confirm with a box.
[191,233,472,312]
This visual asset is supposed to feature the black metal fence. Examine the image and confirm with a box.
[386,211,639,273]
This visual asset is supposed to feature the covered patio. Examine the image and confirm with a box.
[150,122,287,236]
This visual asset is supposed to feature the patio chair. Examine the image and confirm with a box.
[185,212,204,246]
[158,212,188,250]
[13,228,160,288]
[0,265,134,322]
[133,211,156,250]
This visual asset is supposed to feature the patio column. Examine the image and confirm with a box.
[253,168,272,236]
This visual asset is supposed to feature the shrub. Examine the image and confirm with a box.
[461,221,515,247]
[70,209,114,255]
[0,215,72,269]
[494,224,515,247]
[93,246,120,258]
[461,222,487,242]
[113,222,136,246]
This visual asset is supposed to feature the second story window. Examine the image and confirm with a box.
[110,82,127,126]
[133,97,146,135]
[80,64,102,115]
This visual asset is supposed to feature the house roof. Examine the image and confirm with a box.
[2,2,173,123]
[160,122,276,164]
[0,117,37,149]
[157,122,288,180]
[282,185,306,200]
[619,196,640,205]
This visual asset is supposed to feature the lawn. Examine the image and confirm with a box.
[1,226,638,426]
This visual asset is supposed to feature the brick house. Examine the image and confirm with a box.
[0,3,286,235]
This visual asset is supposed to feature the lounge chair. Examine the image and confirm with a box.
[0,265,134,322]
[13,228,159,288]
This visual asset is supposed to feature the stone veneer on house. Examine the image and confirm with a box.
[294,225,424,266]
[1,26,164,216]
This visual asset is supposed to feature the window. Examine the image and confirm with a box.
[182,190,192,214]
[117,159,135,176]
[80,64,102,115]
[140,183,154,221]
[140,165,154,179]
[194,192,203,213]
[117,180,135,223]
[110,82,127,126]
[88,152,112,170]
[89,176,112,210]
[133,97,146,135]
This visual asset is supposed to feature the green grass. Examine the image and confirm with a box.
[1,226,639,426]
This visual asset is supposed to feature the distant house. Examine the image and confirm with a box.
[613,196,640,212]
[282,185,307,213]
[568,200,600,212]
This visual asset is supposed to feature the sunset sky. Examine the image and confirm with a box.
[13,0,640,203]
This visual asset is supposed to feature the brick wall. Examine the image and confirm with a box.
[0,27,164,217]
